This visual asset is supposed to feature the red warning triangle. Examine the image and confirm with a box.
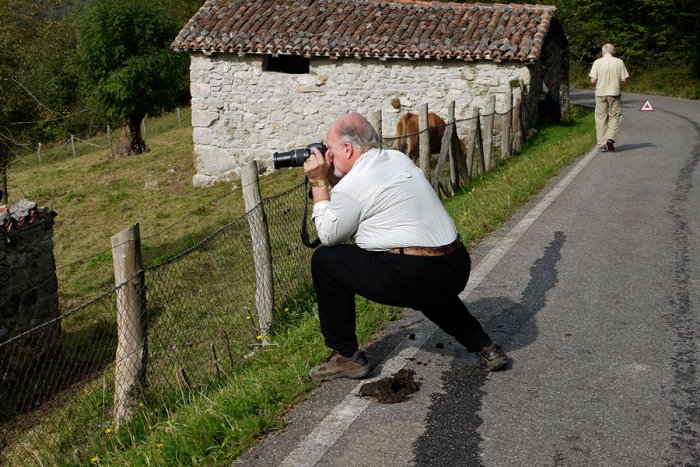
[640,100,654,111]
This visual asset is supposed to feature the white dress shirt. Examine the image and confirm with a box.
[312,148,458,251]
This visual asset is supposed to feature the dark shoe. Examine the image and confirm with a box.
[310,350,371,381]
[606,139,615,151]
[478,345,508,371]
[598,145,608,152]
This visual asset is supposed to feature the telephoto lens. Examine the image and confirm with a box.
[273,143,327,169]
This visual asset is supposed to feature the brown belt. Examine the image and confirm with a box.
[386,237,463,256]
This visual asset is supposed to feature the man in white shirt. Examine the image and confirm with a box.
[302,112,508,381]
[589,43,629,152]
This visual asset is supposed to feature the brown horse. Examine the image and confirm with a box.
[395,111,446,161]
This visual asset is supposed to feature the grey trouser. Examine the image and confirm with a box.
[595,95,622,146]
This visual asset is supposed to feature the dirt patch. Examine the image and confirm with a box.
[358,369,420,404]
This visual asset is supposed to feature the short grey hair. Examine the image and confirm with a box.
[334,112,379,152]
[602,43,615,55]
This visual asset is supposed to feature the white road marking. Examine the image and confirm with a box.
[280,148,599,466]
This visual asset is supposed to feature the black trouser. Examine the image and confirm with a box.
[311,244,493,357]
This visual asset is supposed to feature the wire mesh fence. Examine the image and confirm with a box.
[0,180,314,465]
[8,107,193,168]
[1,94,525,463]
[0,287,121,465]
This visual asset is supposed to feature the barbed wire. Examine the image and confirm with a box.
[9,99,104,125]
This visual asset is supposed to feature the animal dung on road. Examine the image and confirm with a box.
[358,369,420,404]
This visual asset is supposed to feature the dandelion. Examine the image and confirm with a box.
[156,443,164,450]
[105,428,112,434]
[256,335,263,341]
[91,456,98,463]
[245,315,251,320]
[284,307,289,312]
[139,402,145,408]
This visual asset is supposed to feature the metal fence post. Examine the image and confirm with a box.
[241,161,274,343]
[111,223,146,428]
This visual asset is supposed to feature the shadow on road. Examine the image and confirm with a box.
[613,142,656,151]
[412,231,566,463]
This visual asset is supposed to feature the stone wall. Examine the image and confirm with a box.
[0,201,60,377]
[189,54,536,186]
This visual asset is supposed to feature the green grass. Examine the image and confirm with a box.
[570,63,700,100]
[4,105,596,465]
[84,297,400,465]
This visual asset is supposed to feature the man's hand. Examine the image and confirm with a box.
[304,147,332,203]
[304,147,332,182]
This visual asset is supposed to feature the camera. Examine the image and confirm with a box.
[273,142,327,169]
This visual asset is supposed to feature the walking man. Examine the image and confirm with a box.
[302,112,508,381]
[589,43,629,152]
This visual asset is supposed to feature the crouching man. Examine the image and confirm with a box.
[303,112,508,381]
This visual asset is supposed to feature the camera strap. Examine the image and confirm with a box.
[301,177,321,248]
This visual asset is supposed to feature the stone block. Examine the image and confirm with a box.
[192,110,219,128]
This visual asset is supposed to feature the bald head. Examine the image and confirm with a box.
[330,112,379,153]
[602,44,615,55]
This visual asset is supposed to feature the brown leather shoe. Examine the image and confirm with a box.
[478,345,509,371]
[309,350,371,381]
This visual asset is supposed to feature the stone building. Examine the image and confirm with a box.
[173,0,567,186]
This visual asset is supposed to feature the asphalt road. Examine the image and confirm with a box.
[234,90,700,466]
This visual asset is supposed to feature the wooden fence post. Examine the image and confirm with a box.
[70,135,77,157]
[446,101,461,190]
[111,223,146,428]
[37,143,42,163]
[465,106,475,177]
[513,87,523,153]
[107,125,115,158]
[141,115,148,139]
[474,108,485,176]
[418,103,430,178]
[177,107,182,128]
[369,110,382,148]
[502,89,513,160]
[466,107,485,177]
[433,105,454,196]
[483,95,496,171]
[241,161,274,343]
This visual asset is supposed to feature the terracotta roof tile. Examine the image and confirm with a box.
[173,0,557,62]
[0,200,56,237]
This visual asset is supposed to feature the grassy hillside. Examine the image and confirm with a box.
[7,109,303,307]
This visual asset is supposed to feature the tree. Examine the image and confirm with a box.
[76,0,188,157]
[0,1,63,203]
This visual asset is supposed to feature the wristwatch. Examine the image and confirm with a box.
[309,178,327,188]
